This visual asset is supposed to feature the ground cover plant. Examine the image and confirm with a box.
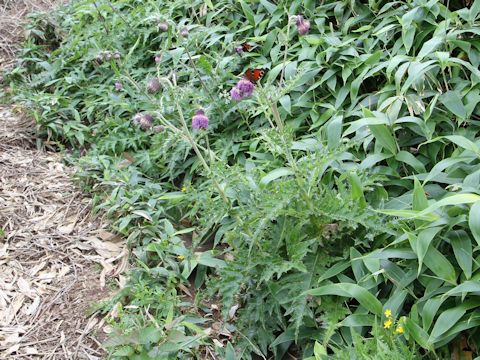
[6,0,480,358]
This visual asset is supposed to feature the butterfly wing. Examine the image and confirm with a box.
[241,42,253,52]
[245,68,265,83]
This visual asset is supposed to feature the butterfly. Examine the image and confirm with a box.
[241,42,253,52]
[244,68,265,83]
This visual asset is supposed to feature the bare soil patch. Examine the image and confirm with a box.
[0,107,126,359]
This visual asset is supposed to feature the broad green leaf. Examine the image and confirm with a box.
[369,124,397,155]
[440,91,467,119]
[314,342,327,357]
[340,314,375,327]
[423,246,457,284]
[408,227,442,276]
[279,95,291,114]
[443,280,480,297]
[401,61,436,93]
[423,156,474,184]
[449,230,472,279]
[429,306,466,342]
[444,135,479,154]
[396,151,425,173]
[417,194,480,218]
[139,326,161,344]
[260,167,294,185]
[132,210,153,222]
[317,261,350,282]
[404,318,432,350]
[240,1,255,26]
[417,36,443,60]
[259,0,276,13]
[113,346,134,356]
[348,173,366,208]
[469,201,480,246]
[327,115,343,148]
[196,251,226,268]
[422,297,446,331]
[402,25,415,54]
[225,342,236,360]
[306,283,382,315]
[344,117,389,136]
[377,209,438,221]
[413,177,428,211]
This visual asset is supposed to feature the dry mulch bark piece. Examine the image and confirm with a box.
[0,106,128,359]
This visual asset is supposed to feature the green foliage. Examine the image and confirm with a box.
[9,0,480,358]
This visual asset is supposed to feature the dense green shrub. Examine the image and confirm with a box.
[8,0,480,358]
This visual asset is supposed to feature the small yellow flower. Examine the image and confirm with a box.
[384,309,392,318]
[181,185,187,193]
[395,325,404,334]
[384,319,393,329]
[177,255,185,260]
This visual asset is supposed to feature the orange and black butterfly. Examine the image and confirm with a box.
[235,42,254,55]
[241,42,253,52]
[244,68,265,83]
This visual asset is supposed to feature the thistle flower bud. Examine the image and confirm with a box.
[132,112,153,130]
[296,15,311,35]
[132,113,142,125]
[95,53,104,62]
[147,78,161,94]
[154,54,162,63]
[298,21,310,35]
[114,81,123,91]
[139,117,153,130]
[152,125,165,133]
[180,27,189,37]
[158,22,169,32]
[113,51,121,60]
[105,52,112,61]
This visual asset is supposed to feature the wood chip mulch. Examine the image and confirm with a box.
[0,106,127,359]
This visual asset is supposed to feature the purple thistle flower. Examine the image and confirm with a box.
[230,87,243,101]
[154,54,162,63]
[192,109,209,130]
[230,78,255,101]
[235,46,244,54]
[115,81,123,91]
[237,79,254,97]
